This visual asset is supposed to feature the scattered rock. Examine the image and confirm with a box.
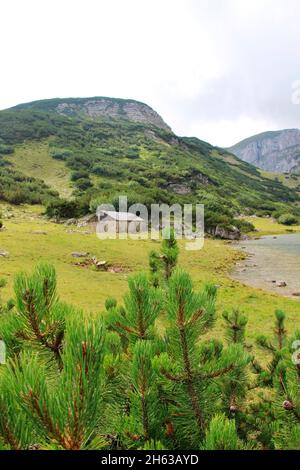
[0,249,9,257]
[292,292,300,297]
[107,265,128,273]
[276,281,287,288]
[95,260,107,271]
[72,253,129,274]
[65,218,78,226]
[71,252,89,258]
[77,214,98,227]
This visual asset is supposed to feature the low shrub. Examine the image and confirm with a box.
[278,213,299,226]
[233,219,255,233]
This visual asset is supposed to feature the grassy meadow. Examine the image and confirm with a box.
[245,215,300,235]
[1,204,300,353]
[6,141,73,198]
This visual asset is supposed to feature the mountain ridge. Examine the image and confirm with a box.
[228,128,300,173]
[9,96,172,133]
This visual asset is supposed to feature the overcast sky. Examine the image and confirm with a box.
[1,0,300,146]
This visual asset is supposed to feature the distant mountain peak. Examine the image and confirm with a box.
[228,128,300,173]
[10,96,172,132]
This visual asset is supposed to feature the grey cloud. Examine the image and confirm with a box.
[158,0,300,145]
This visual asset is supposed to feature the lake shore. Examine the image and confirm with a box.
[231,233,300,298]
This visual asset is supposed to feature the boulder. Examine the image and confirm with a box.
[214,225,241,241]
[0,249,9,257]
[276,281,287,288]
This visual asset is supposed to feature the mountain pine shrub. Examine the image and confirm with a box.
[0,243,300,450]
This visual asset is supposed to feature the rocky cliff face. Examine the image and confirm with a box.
[12,97,172,132]
[228,129,300,173]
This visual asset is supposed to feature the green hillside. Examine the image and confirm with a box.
[7,141,72,198]
[0,98,299,230]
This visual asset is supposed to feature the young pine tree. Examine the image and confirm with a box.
[253,310,287,388]
[105,274,162,344]
[245,310,290,449]
[161,228,179,281]
[153,270,248,449]
[104,273,167,448]
[221,310,251,415]
[0,314,110,450]
[267,328,300,449]
[7,264,66,366]
[149,228,179,287]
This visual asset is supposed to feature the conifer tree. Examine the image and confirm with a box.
[149,228,179,286]
[160,229,179,281]
[105,274,162,344]
[266,328,300,449]
[153,270,248,448]
[245,310,293,449]
[253,310,287,388]
[223,309,248,346]
[120,340,167,448]
[104,273,166,448]
[7,264,66,365]
[2,259,300,450]
[149,250,162,288]
[221,310,251,415]
[0,314,110,449]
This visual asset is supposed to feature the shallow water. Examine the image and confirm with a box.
[232,234,300,297]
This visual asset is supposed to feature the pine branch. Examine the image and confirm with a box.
[178,324,205,431]
[199,364,235,379]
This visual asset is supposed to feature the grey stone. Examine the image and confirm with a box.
[276,281,287,287]
[213,225,241,241]
[71,252,89,258]
[0,249,9,257]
